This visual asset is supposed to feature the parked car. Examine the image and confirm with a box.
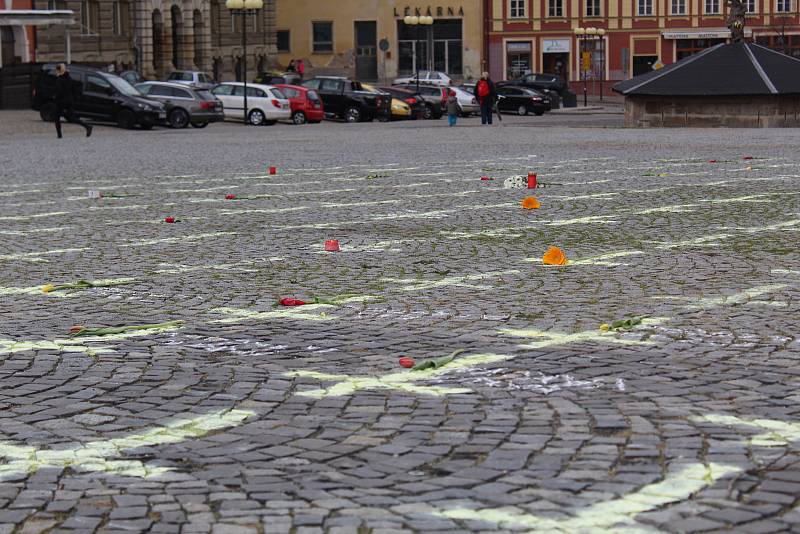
[448,86,480,117]
[302,76,390,123]
[119,70,145,85]
[274,84,324,124]
[166,70,217,90]
[376,85,428,119]
[255,71,302,86]
[393,70,453,87]
[32,64,166,129]
[135,81,224,128]
[495,85,548,116]
[506,73,568,95]
[210,82,291,125]
[362,83,413,120]
[393,83,446,119]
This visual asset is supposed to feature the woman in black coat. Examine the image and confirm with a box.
[53,64,92,139]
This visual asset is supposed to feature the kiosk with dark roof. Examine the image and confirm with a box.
[613,42,800,127]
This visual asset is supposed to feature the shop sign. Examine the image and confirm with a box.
[542,38,570,53]
[662,29,752,39]
[507,41,532,52]
[393,6,466,16]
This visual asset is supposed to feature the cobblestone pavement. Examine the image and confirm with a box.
[2,113,800,533]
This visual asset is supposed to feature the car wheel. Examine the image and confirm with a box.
[168,108,190,129]
[248,109,265,126]
[40,103,58,122]
[292,111,307,125]
[117,109,136,129]
[423,104,434,120]
[345,107,362,123]
[517,105,528,116]
[190,121,209,128]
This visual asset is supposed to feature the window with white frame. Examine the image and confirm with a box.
[744,0,756,11]
[80,0,90,33]
[705,0,720,13]
[671,0,686,14]
[638,0,653,15]
[548,0,564,17]
[586,0,601,16]
[510,0,527,17]
[777,0,791,12]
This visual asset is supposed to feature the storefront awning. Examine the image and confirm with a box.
[662,29,752,39]
[0,9,74,26]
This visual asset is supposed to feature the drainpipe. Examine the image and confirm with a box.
[483,0,490,74]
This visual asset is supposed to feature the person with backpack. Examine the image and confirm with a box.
[474,72,497,125]
[53,63,92,139]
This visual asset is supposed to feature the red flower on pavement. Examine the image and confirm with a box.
[69,325,85,335]
[225,194,236,200]
[708,159,717,163]
[399,357,415,368]
[164,217,175,223]
[743,156,754,160]
[280,298,308,306]
[480,176,493,181]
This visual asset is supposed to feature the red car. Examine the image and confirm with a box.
[275,84,324,124]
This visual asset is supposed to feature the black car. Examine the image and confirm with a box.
[33,64,166,129]
[254,71,302,85]
[507,73,568,95]
[496,86,549,116]
[302,77,390,123]
[377,86,428,119]
[136,81,224,128]
[393,83,446,119]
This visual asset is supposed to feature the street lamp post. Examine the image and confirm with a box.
[574,26,604,107]
[226,0,263,125]
[403,15,434,94]
[597,28,606,101]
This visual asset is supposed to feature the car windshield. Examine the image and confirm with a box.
[107,76,141,96]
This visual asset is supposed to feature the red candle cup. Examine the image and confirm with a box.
[480,176,493,181]
[324,240,340,252]
[399,357,415,368]
[164,217,176,223]
[269,166,277,175]
[225,194,236,200]
[527,173,538,189]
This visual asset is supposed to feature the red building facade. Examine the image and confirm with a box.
[484,0,800,93]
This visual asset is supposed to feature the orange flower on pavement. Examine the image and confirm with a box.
[521,196,540,209]
[542,246,568,265]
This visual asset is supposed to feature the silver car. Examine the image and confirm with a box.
[166,70,217,90]
[448,86,480,116]
[136,81,224,129]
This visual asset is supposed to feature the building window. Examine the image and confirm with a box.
[586,0,601,16]
[777,0,792,12]
[277,30,290,52]
[80,0,89,33]
[704,0,720,13]
[756,35,800,58]
[548,0,564,17]
[47,0,56,10]
[397,19,462,75]
[638,0,653,14]
[676,38,725,59]
[312,21,333,52]
[510,0,526,17]
[744,0,756,11]
[671,0,686,14]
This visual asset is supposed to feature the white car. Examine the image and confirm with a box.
[210,82,291,125]
[392,70,453,87]
[448,86,479,116]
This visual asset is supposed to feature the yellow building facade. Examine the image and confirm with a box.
[276,0,484,82]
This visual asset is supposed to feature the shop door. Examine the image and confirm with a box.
[355,21,377,81]
[632,55,658,76]
[1,27,17,67]
[543,53,569,81]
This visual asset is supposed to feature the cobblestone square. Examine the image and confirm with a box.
[1,114,800,533]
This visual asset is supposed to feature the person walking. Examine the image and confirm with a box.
[446,90,459,127]
[474,72,497,125]
[297,59,305,80]
[53,64,92,139]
